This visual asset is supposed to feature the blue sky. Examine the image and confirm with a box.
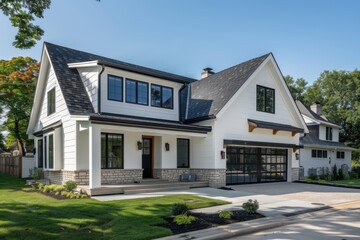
[1,0,359,84]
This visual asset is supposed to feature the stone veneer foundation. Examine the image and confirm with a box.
[44,169,143,185]
[153,168,226,187]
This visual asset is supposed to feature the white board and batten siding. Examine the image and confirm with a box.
[100,67,183,121]
[194,61,303,172]
[33,63,77,171]
[77,67,100,113]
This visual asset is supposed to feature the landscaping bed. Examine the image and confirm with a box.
[297,179,360,189]
[162,210,263,234]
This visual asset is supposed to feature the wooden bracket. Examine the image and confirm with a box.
[273,129,279,135]
[248,122,257,132]
[292,131,297,137]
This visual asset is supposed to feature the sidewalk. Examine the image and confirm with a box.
[156,200,360,240]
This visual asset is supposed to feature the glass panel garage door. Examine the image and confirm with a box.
[226,147,287,184]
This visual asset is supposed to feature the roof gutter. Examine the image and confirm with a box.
[97,64,105,114]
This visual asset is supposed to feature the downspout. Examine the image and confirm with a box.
[97,65,105,114]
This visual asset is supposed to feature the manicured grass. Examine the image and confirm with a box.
[331,179,360,186]
[0,173,228,240]
[305,178,360,187]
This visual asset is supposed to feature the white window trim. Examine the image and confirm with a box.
[43,132,55,170]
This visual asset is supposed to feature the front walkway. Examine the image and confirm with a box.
[92,182,360,217]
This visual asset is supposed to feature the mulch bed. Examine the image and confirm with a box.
[161,210,263,234]
[23,189,69,200]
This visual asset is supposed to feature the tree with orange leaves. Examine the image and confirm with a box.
[0,56,39,155]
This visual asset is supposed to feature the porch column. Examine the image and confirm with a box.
[89,124,101,189]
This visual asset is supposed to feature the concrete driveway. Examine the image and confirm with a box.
[93,182,360,217]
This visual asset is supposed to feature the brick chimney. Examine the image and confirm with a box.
[311,103,322,115]
[201,67,214,79]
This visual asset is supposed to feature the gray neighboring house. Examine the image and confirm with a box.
[296,101,354,176]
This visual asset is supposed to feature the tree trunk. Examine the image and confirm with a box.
[14,119,26,156]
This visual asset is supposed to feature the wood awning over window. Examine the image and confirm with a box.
[248,119,304,137]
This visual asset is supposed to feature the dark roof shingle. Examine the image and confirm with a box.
[183,53,271,122]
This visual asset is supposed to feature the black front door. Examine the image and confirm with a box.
[142,138,152,178]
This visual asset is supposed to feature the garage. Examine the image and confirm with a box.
[226,146,288,185]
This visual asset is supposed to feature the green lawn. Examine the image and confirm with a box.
[0,173,228,240]
[305,178,360,187]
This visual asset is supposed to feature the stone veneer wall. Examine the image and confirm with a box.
[291,167,304,181]
[154,168,226,187]
[44,169,143,185]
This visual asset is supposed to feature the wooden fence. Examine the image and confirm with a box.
[0,155,22,178]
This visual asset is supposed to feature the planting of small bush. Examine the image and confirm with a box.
[242,199,259,214]
[64,180,77,192]
[171,203,189,216]
[173,214,196,225]
[24,183,88,200]
[218,210,233,219]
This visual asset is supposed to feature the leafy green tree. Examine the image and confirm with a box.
[0,56,39,155]
[0,131,6,151]
[284,75,308,103]
[0,0,51,49]
[305,70,360,160]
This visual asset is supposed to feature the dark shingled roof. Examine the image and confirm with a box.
[44,42,196,114]
[300,133,354,150]
[248,119,304,133]
[182,53,271,122]
[296,100,337,126]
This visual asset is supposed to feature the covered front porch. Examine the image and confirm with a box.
[77,116,212,190]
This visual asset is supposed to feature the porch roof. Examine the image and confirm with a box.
[248,119,304,136]
[88,113,212,134]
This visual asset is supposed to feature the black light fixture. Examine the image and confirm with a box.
[165,143,170,151]
[221,150,226,159]
[295,153,300,160]
[137,141,143,150]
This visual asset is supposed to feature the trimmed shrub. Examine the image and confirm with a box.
[218,210,233,219]
[338,168,344,180]
[350,171,358,179]
[173,214,196,225]
[64,180,77,192]
[171,203,189,216]
[242,199,259,214]
[332,165,338,180]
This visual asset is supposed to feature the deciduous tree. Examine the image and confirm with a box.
[0,56,38,155]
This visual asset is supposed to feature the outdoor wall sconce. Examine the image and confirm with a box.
[165,143,170,151]
[221,150,226,159]
[295,153,299,160]
[137,141,143,150]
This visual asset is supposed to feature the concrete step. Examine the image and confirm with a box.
[84,187,125,196]
[124,185,191,194]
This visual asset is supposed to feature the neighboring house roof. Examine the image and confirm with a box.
[300,134,355,150]
[88,113,211,134]
[182,53,271,122]
[295,100,339,127]
[44,42,197,115]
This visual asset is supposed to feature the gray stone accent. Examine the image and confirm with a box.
[292,167,304,181]
[154,168,226,187]
[44,169,143,185]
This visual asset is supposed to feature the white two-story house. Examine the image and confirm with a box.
[27,42,308,192]
[296,101,354,176]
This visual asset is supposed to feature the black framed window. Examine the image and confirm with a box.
[108,75,123,101]
[337,151,345,159]
[101,133,124,169]
[44,136,47,168]
[37,139,43,168]
[47,88,56,116]
[256,85,275,113]
[48,134,54,169]
[326,127,333,141]
[312,150,316,158]
[177,139,189,168]
[126,79,149,105]
[312,149,327,158]
[151,84,173,109]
